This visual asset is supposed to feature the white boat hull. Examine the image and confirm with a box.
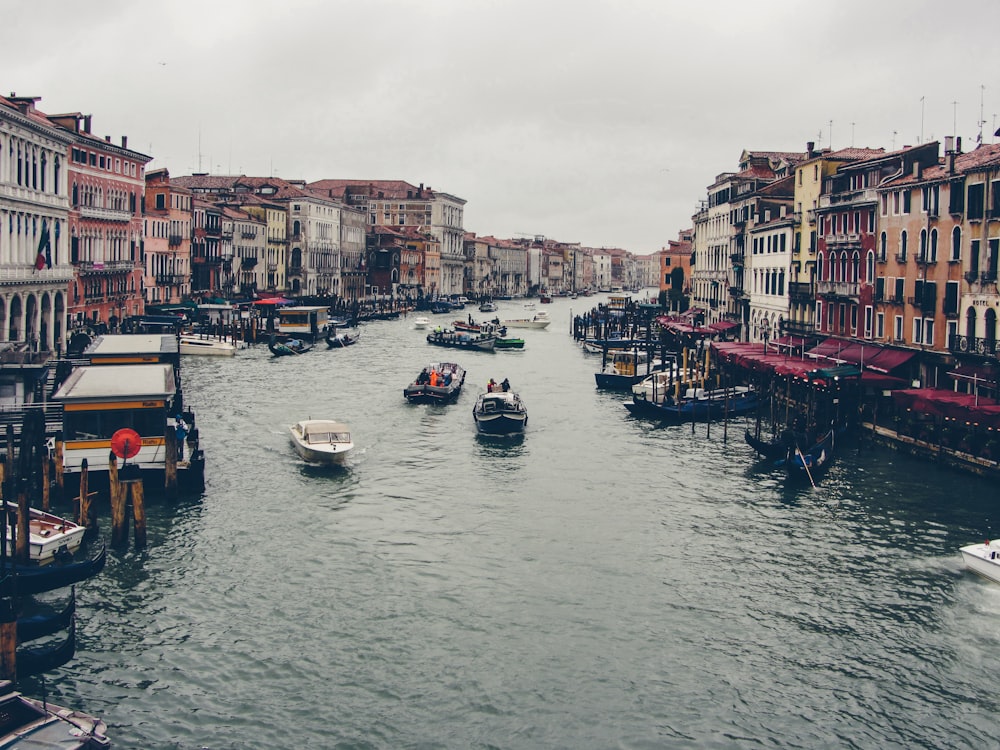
[961,542,1000,584]
[179,336,237,356]
[3,502,87,563]
[289,420,354,466]
[502,319,550,329]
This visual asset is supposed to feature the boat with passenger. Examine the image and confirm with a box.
[269,334,314,356]
[403,363,466,404]
[289,420,354,465]
[473,387,528,435]
[324,327,360,348]
[427,328,497,351]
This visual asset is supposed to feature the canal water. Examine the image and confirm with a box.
[25,295,1000,749]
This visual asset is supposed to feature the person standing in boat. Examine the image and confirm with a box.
[501,378,510,392]
[487,378,497,393]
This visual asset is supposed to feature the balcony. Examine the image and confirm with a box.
[789,281,813,301]
[950,334,1000,359]
[895,252,908,263]
[783,319,815,336]
[168,234,184,247]
[819,187,878,207]
[76,259,135,274]
[816,280,859,298]
[982,271,998,284]
[154,273,186,285]
[79,205,132,222]
[729,252,744,267]
[241,257,258,269]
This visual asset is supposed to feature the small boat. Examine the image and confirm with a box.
[3,503,87,564]
[495,337,525,350]
[426,329,497,351]
[403,362,466,404]
[17,620,76,677]
[17,590,76,643]
[744,428,791,461]
[0,676,111,748]
[960,540,1000,584]
[625,386,757,422]
[0,544,107,597]
[776,427,838,481]
[289,420,354,465]
[324,328,360,348]
[178,334,237,356]
[413,316,431,330]
[479,301,498,313]
[473,389,528,435]
[502,311,551,329]
[539,294,553,304]
[595,351,664,390]
[268,334,313,356]
[429,300,455,314]
[630,370,679,405]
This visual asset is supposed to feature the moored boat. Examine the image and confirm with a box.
[960,540,1000,584]
[595,350,664,390]
[289,420,354,465]
[625,386,757,422]
[744,427,791,461]
[0,544,108,597]
[3,503,87,564]
[403,362,466,404]
[0,677,110,748]
[178,334,237,356]
[502,311,551,329]
[473,388,528,435]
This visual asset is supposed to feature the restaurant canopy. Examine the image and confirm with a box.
[892,388,1000,428]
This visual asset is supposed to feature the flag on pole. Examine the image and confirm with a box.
[34,220,49,271]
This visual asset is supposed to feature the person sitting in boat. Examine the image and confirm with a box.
[417,368,430,384]
[443,371,453,386]
[429,370,439,387]
[501,378,510,392]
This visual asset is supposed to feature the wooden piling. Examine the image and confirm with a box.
[75,458,86,525]
[131,480,147,550]
[109,454,128,547]
[41,453,51,511]
[15,479,29,564]
[0,600,16,683]
[165,424,178,495]
[54,433,65,497]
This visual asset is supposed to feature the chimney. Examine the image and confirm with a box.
[121,135,128,148]
[956,136,963,154]
[83,115,91,133]
[104,135,111,142]
[913,162,922,179]
[944,136,954,153]
[806,141,815,158]
[948,151,956,175]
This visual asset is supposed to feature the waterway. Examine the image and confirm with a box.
[23,294,1000,749]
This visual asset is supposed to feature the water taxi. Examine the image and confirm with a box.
[289,420,354,465]
[960,540,1000,584]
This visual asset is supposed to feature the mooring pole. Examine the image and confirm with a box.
[109,454,128,547]
[131,479,147,550]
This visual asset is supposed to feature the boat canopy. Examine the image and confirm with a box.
[298,421,351,443]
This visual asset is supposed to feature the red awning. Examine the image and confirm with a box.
[866,347,917,374]
[708,321,739,332]
[805,337,848,359]
[892,388,1000,426]
[772,335,809,349]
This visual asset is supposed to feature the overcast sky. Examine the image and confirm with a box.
[6,0,1000,254]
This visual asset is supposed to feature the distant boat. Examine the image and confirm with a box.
[473,389,528,435]
[413,316,431,329]
[269,334,313,356]
[624,386,757,422]
[289,420,354,465]
[324,328,360,348]
[179,334,237,356]
[427,329,497,351]
[479,301,498,313]
[503,311,551,329]
[495,336,525,349]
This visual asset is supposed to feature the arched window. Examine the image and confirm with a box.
[966,306,977,340]
[919,229,928,261]
[851,251,860,282]
[866,250,875,283]
[986,309,997,354]
[930,228,938,262]
[951,226,961,261]
[900,230,908,261]
[880,231,887,261]
[840,251,848,282]
[817,252,825,282]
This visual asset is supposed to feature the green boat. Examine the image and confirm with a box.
[495,337,525,349]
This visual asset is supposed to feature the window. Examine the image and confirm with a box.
[899,231,908,261]
[949,180,965,214]
[903,191,912,214]
[944,280,959,315]
[947,320,958,349]
[913,318,924,344]
[971,239,981,275]
[969,183,985,220]
[866,250,875,282]
[919,229,928,261]
[925,318,935,347]
[864,306,873,338]
[930,228,938,262]
[880,232,887,262]
[876,311,885,339]
[951,226,961,261]
[894,315,903,341]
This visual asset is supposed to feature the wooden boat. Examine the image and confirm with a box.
[269,334,313,356]
[625,386,757,422]
[3,503,86,564]
[744,428,790,461]
[960,540,1000,584]
[473,390,528,435]
[426,329,497,351]
[17,590,76,643]
[404,363,466,404]
[502,311,551,329]
[776,427,838,481]
[178,334,237,356]
[0,677,110,748]
[324,328,360,348]
[289,420,354,465]
[0,544,107,597]
[17,620,76,677]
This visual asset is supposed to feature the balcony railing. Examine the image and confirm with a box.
[79,205,133,222]
[950,334,1000,359]
[782,319,815,336]
[168,234,184,246]
[816,280,860,298]
[789,281,813,300]
[77,259,135,274]
[154,273,186,285]
[895,252,908,263]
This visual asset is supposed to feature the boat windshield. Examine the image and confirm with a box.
[306,431,350,444]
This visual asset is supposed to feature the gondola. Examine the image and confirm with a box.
[776,428,838,482]
[17,589,76,643]
[744,428,790,461]
[16,620,76,677]
[268,334,313,356]
[325,327,360,348]
[0,544,107,597]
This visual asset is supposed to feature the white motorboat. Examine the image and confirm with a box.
[631,369,681,405]
[503,311,551,329]
[179,334,237,356]
[289,420,354,465]
[473,390,528,435]
[413,316,431,329]
[960,540,1000,584]
[3,502,87,563]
